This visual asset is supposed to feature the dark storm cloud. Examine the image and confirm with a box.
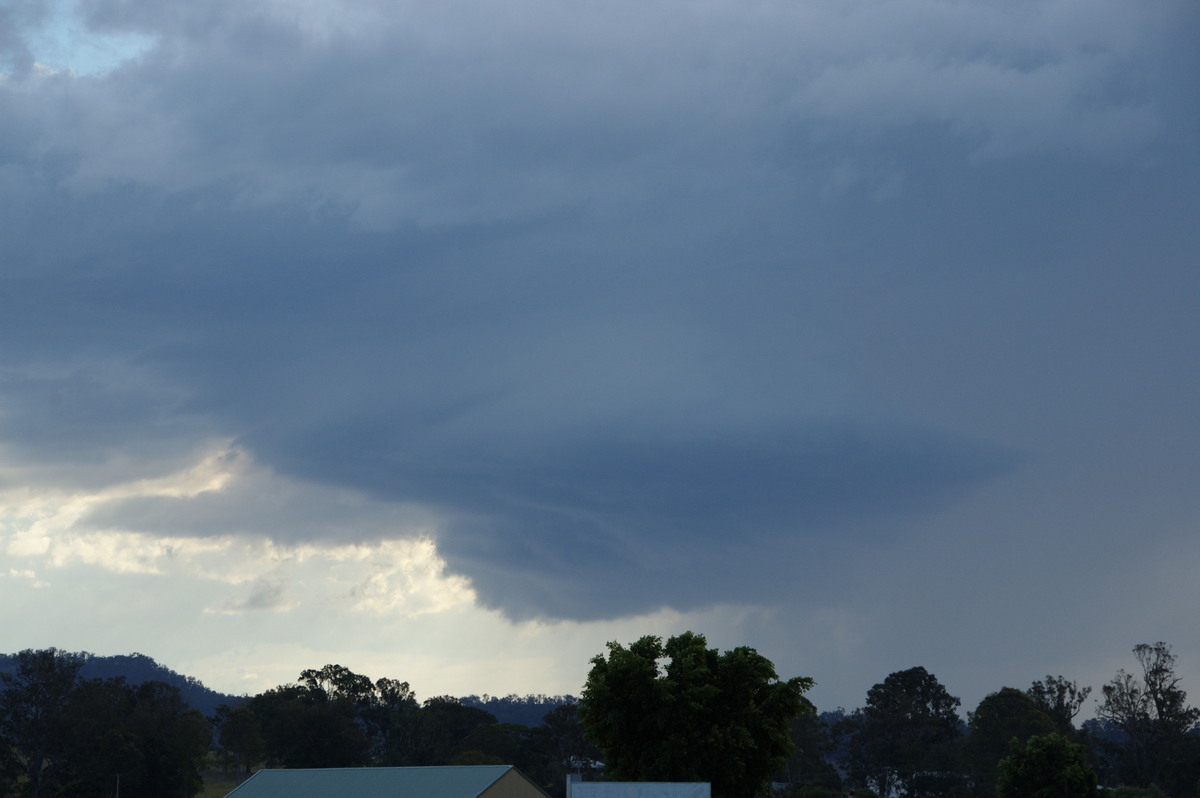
[2,0,1197,620]
[412,425,1015,619]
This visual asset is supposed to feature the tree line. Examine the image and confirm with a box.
[212,663,599,791]
[2,639,1198,798]
[770,642,1200,798]
[0,652,599,798]
[576,636,1200,798]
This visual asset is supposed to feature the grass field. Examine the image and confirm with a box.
[198,770,241,798]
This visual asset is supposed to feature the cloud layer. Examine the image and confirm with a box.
[2,0,1199,706]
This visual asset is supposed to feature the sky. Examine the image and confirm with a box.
[1,0,1198,718]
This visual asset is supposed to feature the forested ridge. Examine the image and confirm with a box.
[0,652,235,718]
[2,641,1198,798]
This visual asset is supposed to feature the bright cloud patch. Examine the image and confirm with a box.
[0,443,474,618]
[202,537,476,617]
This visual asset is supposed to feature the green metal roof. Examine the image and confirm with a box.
[225,765,520,798]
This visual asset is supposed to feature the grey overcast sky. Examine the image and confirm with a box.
[2,0,1199,714]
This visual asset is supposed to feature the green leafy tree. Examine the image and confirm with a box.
[579,631,814,798]
[997,732,1098,798]
[1097,642,1200,790]
[963,687,1056,797]
[845,666,964,797]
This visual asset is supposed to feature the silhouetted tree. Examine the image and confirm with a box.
[1096,643,1200,790]
[580,631,813,798]
[526,703,602,797]
[0,656,209,798]
[779,698,842,796]
[411,696,497,766]
[845,666,964,797]
[362,677,421,765]
[299,663,376,706]
[250,681,370,768]
[0,649,84,798]
[213,704,266,778]
[1028,675,1091,737]
[120,681,211,798]
[964,687,1056,797]
[52,676,139,797]
[455,722,530,766]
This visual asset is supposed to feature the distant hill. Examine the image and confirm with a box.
[459,693,577,726]
[0,650,243,717]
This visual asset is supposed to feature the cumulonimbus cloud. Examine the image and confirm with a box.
[0,0,1195,624]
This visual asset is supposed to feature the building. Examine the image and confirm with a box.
[225,764,550,798]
